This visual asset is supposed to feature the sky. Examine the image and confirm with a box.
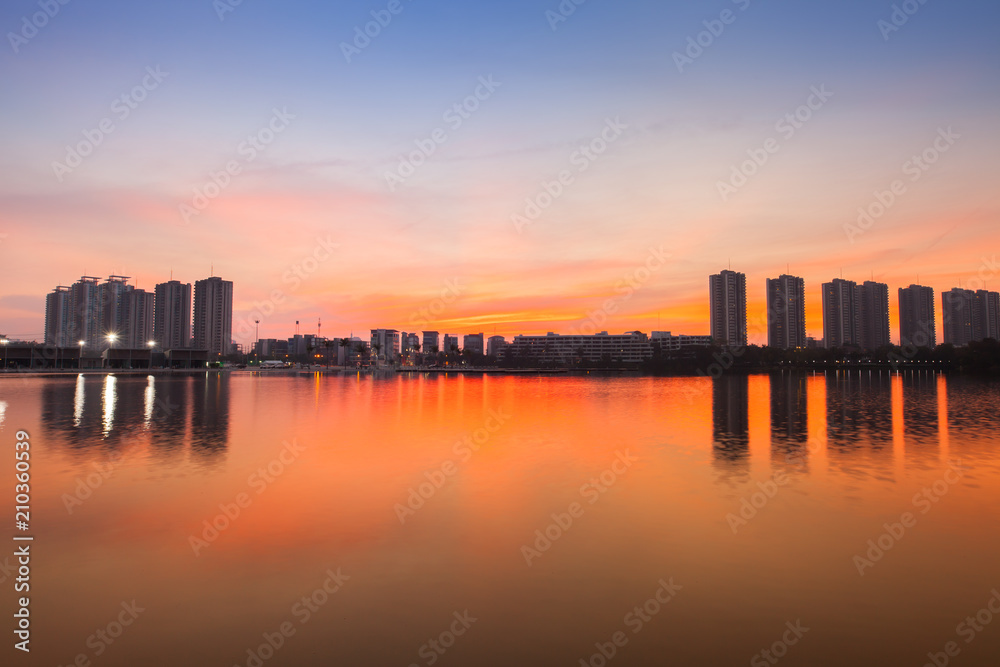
[1,0,998,345]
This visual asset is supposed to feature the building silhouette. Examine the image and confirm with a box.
[766,274,806,349]
[154,280,192,350]
[463,333,485,355]
[972,290,1000,341]
[821,278,858,349]
[710,269,747,347]
[857,281,891,350]
[899,284,936,347]
[422,331,440,354]
[44,286,73,347]
[193,276,233,356]
[942,288,1000,346]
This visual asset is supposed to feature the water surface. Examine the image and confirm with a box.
[2,371,999,666]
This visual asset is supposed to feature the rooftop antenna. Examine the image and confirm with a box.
[318,318,321,338]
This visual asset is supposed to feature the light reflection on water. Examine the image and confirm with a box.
[3,371,1000,667]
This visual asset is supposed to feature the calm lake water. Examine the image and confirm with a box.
[2,371,1000,666]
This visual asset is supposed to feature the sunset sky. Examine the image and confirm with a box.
[1,0,998,345]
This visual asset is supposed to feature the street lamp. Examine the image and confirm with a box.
[106,333,118,369]
[78,340,85,369]
[148,340,156,369]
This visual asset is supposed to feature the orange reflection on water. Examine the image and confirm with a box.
[4,371,1000,667]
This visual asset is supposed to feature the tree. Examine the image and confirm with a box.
[339,338,351,366]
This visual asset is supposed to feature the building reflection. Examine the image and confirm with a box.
[824,371,894,477]
[769,372,808,467]
[712,375,749,473]
[147,375,190,459]
[189,373,231,463]
[825,371,893,448]
[901,371,940,458]
[41,373,229,462]
[946,375,1000,446]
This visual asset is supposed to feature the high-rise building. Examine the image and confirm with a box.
[462,333,485,355]
[973,290,1000,340]
[822,279,859,349]
[857,281,890,350]
[942,288,975,346]
[44,286,73,347]
[124,288,154,348]
[422,331,440,354]
[898,284,936,348]
[709,270,747,347]
[943,288,1000,345]
[98,275,133,343]
[69,276,102,349]
[973,289,1000,342]
[443,334,460,353]
[765,274,806,349]
[193,276,233,356]
[154,280,192,350]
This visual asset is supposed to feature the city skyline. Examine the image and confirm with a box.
[32,267,1000,355]
[2,2,999,345]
